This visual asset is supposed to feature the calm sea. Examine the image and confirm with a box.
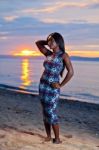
[0,56,99,104]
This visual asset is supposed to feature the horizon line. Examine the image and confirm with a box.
[0,54,99,59]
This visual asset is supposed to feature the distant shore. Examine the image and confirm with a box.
[0,88,99,150]
[0,54,99,61]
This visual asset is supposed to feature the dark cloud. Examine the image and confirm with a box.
[0,16,99,54]
[0,17,99,44]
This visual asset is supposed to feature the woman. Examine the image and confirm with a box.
[35,32,74,144]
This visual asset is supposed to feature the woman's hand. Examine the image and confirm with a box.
[51,82,61,89]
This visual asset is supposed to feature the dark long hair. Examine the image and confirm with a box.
[47,32,65,77]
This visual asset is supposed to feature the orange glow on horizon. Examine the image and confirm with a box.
[67,50,99,58]
[12,47,99,58]
[13,48,41,57]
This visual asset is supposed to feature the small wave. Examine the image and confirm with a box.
[0,84,38,95]
[0,84,99,105]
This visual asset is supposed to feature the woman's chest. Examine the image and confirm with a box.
[43,55,63,70]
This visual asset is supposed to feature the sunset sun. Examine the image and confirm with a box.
[21,49,34,56]
[13,48,41,57]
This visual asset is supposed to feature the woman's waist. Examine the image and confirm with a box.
[40,75,59,83]
[39,78,60,91]
[42,70,59,79]
[40,75,60,84]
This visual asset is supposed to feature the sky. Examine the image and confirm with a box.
[0,0,99,57]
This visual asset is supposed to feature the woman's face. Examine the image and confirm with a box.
[47,36,58,50]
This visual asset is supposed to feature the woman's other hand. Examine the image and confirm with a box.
[51,82,61,89]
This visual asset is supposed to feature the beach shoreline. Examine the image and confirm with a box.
[0,88,99,150]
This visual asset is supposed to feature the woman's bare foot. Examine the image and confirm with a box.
[44,136,51,142]
[52,138,62,144]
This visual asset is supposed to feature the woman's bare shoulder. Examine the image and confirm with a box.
[62,52,70,60]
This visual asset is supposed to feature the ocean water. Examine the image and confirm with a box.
[0,56,99,104]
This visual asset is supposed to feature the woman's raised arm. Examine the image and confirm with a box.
[35,40,52,56]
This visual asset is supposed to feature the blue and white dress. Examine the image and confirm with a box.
[39,50,64,124]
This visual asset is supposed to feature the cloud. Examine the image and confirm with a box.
[4,16,19,22]
[88,3,99,9]
[18,1,99,16]
[1,1,99,26]
[0,16,99,45]
[0,1,99,54]
[15,3,89,16]
[1,1,99,19]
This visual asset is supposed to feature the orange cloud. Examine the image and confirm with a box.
[4,16,19,22]
[67,50,99,57]
[20,2,93,15]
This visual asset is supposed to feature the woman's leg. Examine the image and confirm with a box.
[51,102,62,143]
[44,121,51,141]
[41,101,51,141]
[52,123,62,144]
[52,124,59,140]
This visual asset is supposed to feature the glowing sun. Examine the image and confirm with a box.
[13,49,41,56]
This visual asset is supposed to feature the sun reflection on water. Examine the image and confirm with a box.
[20,59,32,88]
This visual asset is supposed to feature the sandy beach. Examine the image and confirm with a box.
[0,88,99,150]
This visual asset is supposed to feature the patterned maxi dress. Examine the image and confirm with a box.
[39,50,64,125]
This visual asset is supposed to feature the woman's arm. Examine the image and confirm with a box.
[51,52,74,89]
[35,40,52,56]
[60,53,74,87]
